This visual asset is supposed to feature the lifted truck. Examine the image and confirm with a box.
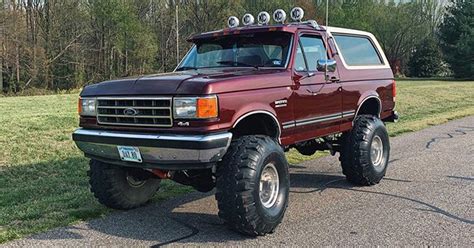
[73,8,398,236]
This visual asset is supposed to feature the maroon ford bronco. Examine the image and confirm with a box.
[73,8,398,236]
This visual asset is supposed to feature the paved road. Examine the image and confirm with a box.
[4,116,474,247]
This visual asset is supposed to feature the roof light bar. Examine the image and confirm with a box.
[273,9,287,23]
[242,13,255,26]
[257,11,270,25]
[290,7,304,22]
[228,16,239,28]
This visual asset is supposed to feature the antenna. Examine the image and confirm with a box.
[324,0,329,80]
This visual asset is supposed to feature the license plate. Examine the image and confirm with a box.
[117,146,143,163]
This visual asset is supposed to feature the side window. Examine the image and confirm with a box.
[294,43,307,72]
[333,35,383,66]
[299,36,327,71]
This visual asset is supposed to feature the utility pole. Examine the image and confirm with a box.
[175,3,179,66]
[1,0,5,93]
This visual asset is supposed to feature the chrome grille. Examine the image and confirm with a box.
[97,97,172,127]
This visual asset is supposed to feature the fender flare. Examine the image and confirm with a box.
[354,94,382,119]
[232,110,282,144]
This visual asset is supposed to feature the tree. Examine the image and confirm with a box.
[439,0,474,79]
[407,37,444,77]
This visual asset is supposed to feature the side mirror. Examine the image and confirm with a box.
[317,59,337,72]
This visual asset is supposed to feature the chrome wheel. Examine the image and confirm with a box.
[371,135,384,167]
[259,163,280,208]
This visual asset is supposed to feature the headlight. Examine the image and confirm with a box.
[78,97,97,116]
[174,95,218,119]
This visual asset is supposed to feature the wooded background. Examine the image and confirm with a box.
[0,0,472,94]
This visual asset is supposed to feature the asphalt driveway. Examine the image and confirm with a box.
[4,116,474,247]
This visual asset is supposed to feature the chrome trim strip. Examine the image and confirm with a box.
[342,110,356,118]
[295,113,341,124]
[282,123,296,129]
[99,114,170,118]
[98,106,170,110]
[97,97,172,100]
[282,111,353,129]
[73,128,232,143]
[97,121,173,128]
[295,114,342,127]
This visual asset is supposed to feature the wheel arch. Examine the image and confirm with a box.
[355,95,382,119]
[231,110,281,143]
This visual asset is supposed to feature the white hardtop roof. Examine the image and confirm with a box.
[324,26,391,70]
[325,26,375,37]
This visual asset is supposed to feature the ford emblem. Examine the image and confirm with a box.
[123,108,138,116]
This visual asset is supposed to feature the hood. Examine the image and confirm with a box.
[80,68,289,97]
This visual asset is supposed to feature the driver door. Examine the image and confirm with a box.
[291,34,342,142]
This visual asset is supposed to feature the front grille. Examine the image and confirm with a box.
[97,97,172,127]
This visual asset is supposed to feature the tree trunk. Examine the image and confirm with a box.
[0,0,4,93]
[15,43,20,88]
[44,0,52,89]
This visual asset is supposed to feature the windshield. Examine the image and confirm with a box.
[176,32,292,70]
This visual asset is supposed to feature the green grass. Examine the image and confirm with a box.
[0,80,473,243]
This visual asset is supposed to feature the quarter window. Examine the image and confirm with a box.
[333,35,383,66]
[294,43,307,72]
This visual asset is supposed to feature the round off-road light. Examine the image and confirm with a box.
[273,9,287,23]
[228,16,239,28]
[257,11,270,25]
[290,7,304,22]
[242,13,255,26]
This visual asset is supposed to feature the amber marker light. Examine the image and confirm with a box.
[392,80,397,101]
[197,96,218,118]
[78,98,83,115]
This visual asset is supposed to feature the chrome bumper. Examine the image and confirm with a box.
[72,128,232,169]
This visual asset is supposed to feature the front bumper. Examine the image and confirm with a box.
[72,128,232,170]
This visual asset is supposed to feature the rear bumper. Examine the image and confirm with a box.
[72,128,232,170]
[384,110,399,123]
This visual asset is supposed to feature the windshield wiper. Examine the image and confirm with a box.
[216,60,261,69]
[175,66,197,71]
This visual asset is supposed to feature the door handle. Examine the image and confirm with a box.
[330,76,340,83]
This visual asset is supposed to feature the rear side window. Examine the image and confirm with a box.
[333,35,383,66]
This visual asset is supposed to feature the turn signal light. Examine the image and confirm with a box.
[197,97,218,118]
[78,98,82,115]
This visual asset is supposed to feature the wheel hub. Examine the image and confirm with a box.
[371,135,384,167]
[259,163,279,208]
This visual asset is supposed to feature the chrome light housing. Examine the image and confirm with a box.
[79,97,97,116]
[174,95,218,119]
[242,13,255,26]
[273,9,286,23]
[174,98,197,119]
[257,11,270,25]
[228,16,239,28]
[290,7,304,22]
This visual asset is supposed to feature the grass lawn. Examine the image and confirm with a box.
[1,80,473,243]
